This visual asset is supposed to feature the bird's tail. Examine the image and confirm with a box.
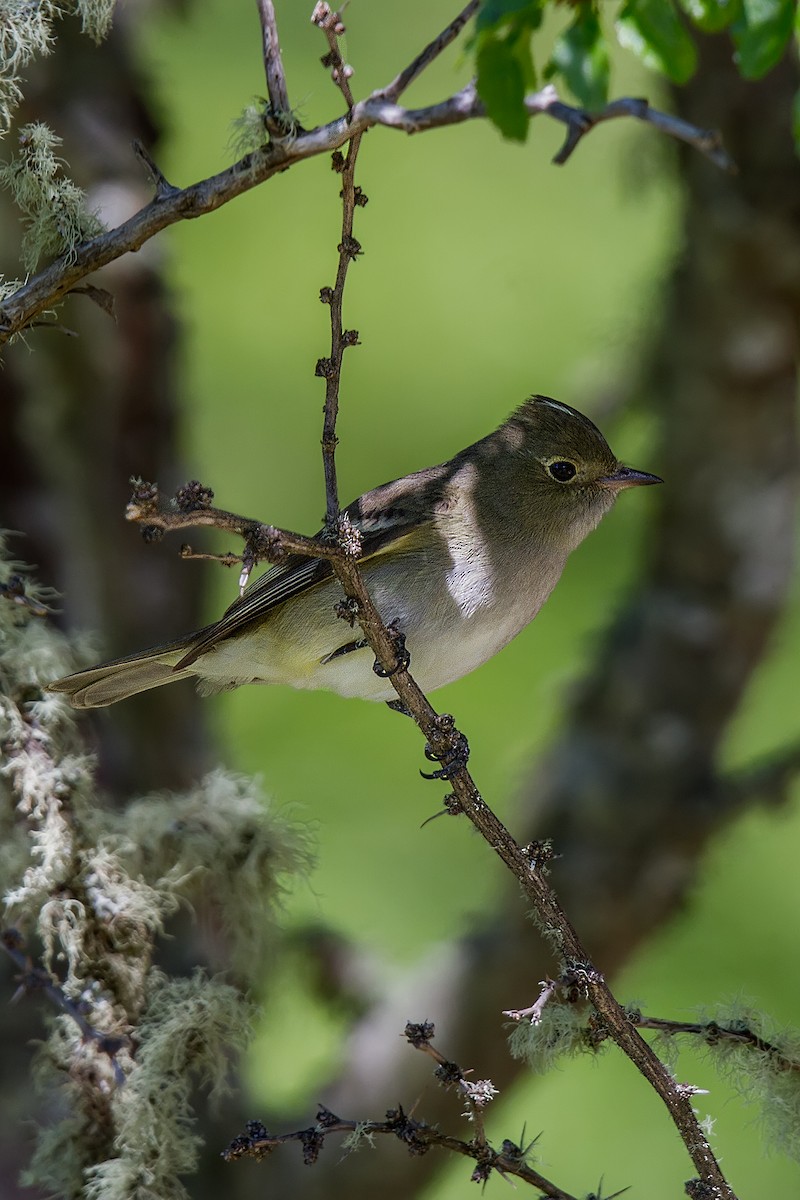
[47,637,197,710]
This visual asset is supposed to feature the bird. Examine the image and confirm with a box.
[48,396,661,709]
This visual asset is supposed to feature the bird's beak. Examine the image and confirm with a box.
[599,465,663,490]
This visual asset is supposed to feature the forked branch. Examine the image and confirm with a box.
[0,3,731,347]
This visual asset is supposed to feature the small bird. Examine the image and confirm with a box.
[49,396,660,709]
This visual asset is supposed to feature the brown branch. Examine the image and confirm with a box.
[633,1014,800,1075]
[535,91,734,171]
[289,21,736,1194]
[313,3,355,110]
[224,1108,579,1196]
[125,477,359,593]
[0,20,731,349]
[131,138,178,200]
[403,1021,497,1151]
[122,55,738,1200]
[224,1021,580,1198]
[377,0,480,103]
[312,5,365,523]
[256,0,292,138]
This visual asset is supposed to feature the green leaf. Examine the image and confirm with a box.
[549,8,611,111]
[476,36,529,141]
[677,0,740,33]
[731,0,794,79]
[616,0,699,83]
[508,22,538,90]
[477,0,542,34]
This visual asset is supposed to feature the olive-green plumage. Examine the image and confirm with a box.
[49,396,660,709]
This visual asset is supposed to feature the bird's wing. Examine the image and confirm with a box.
[175,461,454,669]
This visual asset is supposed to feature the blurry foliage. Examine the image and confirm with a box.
[473,0,799,133]
[0,124,103,271]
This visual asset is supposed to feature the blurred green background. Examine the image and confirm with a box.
[133,2,800,1196]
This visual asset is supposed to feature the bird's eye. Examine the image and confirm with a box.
[548,460,577,483]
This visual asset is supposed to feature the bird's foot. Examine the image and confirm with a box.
[372,623,410,679]
[420,714,469,781]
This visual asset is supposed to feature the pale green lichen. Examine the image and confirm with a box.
[229,99,272,157]
[341,1120,377,1155]
[122,770,313,980]
[699,1000,800,1163]
[0,1,115,133]
[228,95,299,162]
[507,1001,597,1071]
[75,0,115,44]
[0,123,105,270]
[82,971,254,1200]
[1,538,310,1196]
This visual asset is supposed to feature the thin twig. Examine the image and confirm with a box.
[403,1021,496,1151]
[130,106,741,1200]
[634,1014,800,1074]
[131,138,178,198]
[311,7,365,525]
[125,478,359,592]
[225,1021,579,1197]
[302,18,737,1196]
[256,0,292,138]
[313,3,356,110]
[0,16,731,350]
[504,978,561,1025]
[224,1106,580,1196]
[377,0,480,103]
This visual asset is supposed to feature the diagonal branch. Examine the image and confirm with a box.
[224,1020,580,1197]
[377,0,481,103]
[0,11,731,351]
[130,61,736,1189]
[282,15,736,1195]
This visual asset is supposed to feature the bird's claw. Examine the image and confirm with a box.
[420,723,470,781]
[372,626,410,678]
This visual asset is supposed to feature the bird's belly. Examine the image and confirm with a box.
[196,554,559,702]
[299,586,543,700]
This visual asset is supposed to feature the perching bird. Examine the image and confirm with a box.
[49,396,660,709]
